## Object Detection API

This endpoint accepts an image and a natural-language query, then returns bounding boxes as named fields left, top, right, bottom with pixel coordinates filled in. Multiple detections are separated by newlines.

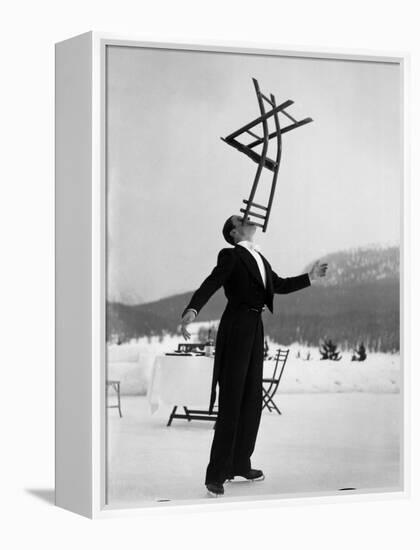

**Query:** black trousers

left=205, top=307, right=264, bottom=484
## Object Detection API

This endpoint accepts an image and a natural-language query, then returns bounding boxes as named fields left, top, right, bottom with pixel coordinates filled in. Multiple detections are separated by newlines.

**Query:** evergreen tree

left=319, top=339, right=342, bottom=361
left=351, top=342, right=367, bottom=362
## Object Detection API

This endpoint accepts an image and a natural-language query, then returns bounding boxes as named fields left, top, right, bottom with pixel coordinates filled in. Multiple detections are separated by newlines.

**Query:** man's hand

left=308, top=260, right=328, bottom=281
left=181, top=310, right=196, bottom=340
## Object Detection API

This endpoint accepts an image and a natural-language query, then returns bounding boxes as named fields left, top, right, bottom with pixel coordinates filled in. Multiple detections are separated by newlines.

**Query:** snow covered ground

left=107, top=393, right=402, bottom=507
left=108, top=328, right=401, bottom=395
left=273, top=350, right=400, bottom=394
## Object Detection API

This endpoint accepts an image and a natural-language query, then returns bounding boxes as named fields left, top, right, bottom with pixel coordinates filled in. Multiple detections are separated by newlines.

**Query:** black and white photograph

left=5, top=0, right=420, bottom=544
left=105, top=44, right=402, bottom=507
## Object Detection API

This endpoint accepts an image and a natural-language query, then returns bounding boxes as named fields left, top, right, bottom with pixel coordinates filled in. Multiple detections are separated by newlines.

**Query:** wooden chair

left=262, top=348, right=290, bottom=414
left=221, top=78, right=312, bottom=232
left=106, top=380, right=122, bottom=417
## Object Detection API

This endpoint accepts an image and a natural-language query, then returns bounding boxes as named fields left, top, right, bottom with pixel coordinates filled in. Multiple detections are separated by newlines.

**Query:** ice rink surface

left=107, top=392, right=401, bottom=506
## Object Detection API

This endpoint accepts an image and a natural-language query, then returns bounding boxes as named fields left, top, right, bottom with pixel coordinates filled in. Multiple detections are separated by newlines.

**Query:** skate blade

left=227, top=474, right=265, bottom=482
left=207, top=490, right=223, bottom=497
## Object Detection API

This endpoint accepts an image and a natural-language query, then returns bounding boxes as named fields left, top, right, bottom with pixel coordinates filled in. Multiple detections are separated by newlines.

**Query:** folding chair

left=106, top=380, right=122, bottom=417
left=221, top=78, right=313, bottom=232
left=262, top=348, right=290, bottom=414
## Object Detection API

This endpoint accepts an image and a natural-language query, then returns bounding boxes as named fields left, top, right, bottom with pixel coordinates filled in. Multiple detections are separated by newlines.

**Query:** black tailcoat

left=182, top=244, right=311, bottom=415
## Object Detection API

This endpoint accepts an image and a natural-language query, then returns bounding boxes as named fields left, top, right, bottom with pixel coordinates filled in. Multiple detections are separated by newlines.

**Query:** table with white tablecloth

left=147, top=355, right=216, bottom=421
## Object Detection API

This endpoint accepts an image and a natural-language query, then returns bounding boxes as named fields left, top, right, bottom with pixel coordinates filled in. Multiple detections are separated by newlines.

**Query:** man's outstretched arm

left=271, top=270, right=311, bottom=294
left=271, top=260, right=328, bottom=294
left=180, top=248, right=236, bottom=339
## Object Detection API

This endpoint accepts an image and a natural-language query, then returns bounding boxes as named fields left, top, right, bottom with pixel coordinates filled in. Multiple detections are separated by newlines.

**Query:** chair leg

left=262, top=398, right=271, bottom=411
left=183, top=406, right=191, bottom=421
left=266, top=396, right=282, bottom=415
left=261, top=394, right=267, bottom=410
left=262, top=389, right=282, bottom=414
left=262, top=388, right=273, bottom=411
left=167, top=406, right=178, bottom=426
left=116, top=382, right=122, bottom=417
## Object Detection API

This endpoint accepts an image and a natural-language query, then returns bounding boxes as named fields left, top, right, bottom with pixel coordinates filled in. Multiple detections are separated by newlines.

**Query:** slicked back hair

left=222, top=216, right=236, bottom=246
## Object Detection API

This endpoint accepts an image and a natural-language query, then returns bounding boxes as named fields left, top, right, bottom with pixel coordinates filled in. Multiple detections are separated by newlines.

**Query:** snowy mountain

left=303, top=245, right=399, bottom=287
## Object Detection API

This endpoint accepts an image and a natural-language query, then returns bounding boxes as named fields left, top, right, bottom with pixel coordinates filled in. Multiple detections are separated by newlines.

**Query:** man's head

left=222, top=214, right=257, bottom=245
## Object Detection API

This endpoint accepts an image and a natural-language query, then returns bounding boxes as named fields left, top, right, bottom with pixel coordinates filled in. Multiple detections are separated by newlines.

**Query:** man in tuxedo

left=181, top=214, right=328, bottom=497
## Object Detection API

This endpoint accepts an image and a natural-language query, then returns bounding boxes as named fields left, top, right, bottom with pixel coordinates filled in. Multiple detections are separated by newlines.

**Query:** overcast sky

left=106, top=46, right=401, bottom=304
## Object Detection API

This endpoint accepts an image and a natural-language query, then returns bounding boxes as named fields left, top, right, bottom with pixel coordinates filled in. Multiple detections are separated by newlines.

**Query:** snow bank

left=107, top=331, right=400, bottom=395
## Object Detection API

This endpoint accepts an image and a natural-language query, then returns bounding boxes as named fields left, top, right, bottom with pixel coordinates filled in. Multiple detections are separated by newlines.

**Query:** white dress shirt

left=237, top=240, right=266, bottom=288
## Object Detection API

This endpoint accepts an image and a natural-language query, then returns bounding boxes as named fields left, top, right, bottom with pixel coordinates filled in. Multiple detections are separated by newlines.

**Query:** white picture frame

left=55, top=31, right=410, bottom=519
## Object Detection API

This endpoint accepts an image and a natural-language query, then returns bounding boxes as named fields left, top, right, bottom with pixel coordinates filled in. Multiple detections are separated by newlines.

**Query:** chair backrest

left=272, top=348, right=289, bottom=382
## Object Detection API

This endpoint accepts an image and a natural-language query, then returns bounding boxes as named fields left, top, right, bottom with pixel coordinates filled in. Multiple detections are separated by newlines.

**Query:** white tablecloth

left=147, top=355, right=215, bottom=413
